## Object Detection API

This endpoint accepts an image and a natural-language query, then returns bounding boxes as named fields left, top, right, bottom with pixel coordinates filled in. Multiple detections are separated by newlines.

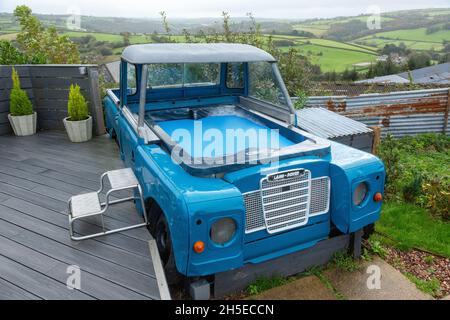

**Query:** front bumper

left=186, top=216, right=329, bottom=277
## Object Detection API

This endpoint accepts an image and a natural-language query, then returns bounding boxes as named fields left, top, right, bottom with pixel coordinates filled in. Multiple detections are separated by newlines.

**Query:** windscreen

left=248, top=61, right=289, bottom=108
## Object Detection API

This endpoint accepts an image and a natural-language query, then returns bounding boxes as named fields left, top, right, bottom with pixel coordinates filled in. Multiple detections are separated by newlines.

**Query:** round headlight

left=210, top=218, right=236, bottom=245
left=353, top=182, right=368, bottom=206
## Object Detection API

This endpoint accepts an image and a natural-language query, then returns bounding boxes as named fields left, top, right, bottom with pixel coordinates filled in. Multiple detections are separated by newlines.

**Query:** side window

left=127, top=63, right=137, bottom=95
left=148, top=63, right=183, bottom=88
left=147, top=63, right=220, bottom=88
left=226, top=63, right=244, bottom=88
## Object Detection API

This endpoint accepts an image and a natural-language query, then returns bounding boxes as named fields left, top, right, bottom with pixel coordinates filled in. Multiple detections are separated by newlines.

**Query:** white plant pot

left=63, top=116, right=93, bottom=143
left=8, top=112, right=37, bottom=136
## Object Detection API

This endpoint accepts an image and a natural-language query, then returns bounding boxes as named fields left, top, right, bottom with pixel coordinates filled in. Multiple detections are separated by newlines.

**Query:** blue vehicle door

left=118, top=115, right=139, bottom=169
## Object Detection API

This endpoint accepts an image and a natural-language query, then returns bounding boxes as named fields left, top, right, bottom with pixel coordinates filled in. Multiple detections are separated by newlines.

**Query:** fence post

left=370, top=126, right=381, bottom=155
left=87, top=67, right=106, bottom=135
left=443, top=88, right=450, bottom=135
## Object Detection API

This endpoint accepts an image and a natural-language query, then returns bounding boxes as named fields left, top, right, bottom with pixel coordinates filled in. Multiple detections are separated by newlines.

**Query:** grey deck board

left=0, top=204, right=155, bottom=277
left=0, top=181, right=146, bottom=239
left=0, top=235, right=148, bottom=300
left=1, top=197, right=150, bottom=257
left=0, top=255, right=93, bottom=300
left=0, top=278, right=41, bottom=300
left=0, top=131, right=160, bottom=300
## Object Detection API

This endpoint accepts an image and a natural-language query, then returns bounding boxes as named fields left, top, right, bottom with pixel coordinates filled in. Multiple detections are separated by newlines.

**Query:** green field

left=62, top=31, right=149, bottom=44
left=269, top=34, right=377, bottom=72
left=292, top=24, right=328, bottom=37
left=293, top=15, right=394, bottom=37
left=0, top=28, right=378, bottom=72
left=0, top=32, right=17, bottom=41
left=280, top=44, right=376, bottom=72
left=3, top=7, right=449, bottom=72
left=63, top=31, right=123, bottom=42
left=356, top=28, right=450, bottom=51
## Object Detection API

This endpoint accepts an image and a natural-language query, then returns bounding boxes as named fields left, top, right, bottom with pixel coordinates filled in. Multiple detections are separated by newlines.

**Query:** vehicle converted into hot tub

left=104, top=43, right=385, bottom=297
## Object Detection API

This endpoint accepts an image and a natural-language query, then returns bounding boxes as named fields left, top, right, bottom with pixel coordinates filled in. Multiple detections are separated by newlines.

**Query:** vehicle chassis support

left=188, top=230, right=363, bottom=299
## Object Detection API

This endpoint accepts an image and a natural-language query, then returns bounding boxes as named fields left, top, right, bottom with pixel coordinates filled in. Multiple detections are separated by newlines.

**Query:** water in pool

left=158, top=115, right=295, bottom=158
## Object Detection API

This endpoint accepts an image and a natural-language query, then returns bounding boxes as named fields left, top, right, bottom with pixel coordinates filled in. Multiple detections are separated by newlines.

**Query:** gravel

left=384, top=247, right=450, bottom=299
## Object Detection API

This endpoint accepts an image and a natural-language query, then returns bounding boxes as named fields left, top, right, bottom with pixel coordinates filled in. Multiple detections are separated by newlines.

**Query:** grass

left=313, top=270, right=346, bottom=300
left=405, top=273, right=441, bottom=296
left=330, top=251, right=361, bottom=272
left=367, top=238, right=388, bottom=258
left=376, top=202, right=450, bottom=258
left=376, top=134, right=450, bottom=257
left=246, top=275, right=292, bottom=295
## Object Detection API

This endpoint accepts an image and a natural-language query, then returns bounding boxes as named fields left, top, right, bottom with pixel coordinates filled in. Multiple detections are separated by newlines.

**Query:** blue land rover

left=104, top=43, right=385, bottom=287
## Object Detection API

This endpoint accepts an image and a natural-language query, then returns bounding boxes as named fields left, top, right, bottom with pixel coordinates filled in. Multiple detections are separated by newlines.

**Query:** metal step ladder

left=68, top=168, right=148, bottom=241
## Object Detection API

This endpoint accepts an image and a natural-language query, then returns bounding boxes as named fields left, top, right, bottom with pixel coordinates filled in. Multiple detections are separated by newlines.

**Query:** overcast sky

left=1, top=0, right=449, bottom=19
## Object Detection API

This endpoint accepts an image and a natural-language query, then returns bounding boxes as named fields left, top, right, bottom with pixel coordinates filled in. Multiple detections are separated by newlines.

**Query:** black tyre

left=154, top=212, right=183, bottom=286
left=362, top=223, right=375, bottom=240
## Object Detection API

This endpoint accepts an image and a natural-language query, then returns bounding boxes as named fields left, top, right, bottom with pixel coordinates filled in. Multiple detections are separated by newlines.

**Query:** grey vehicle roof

left=121, top=43, right=276, bottom=64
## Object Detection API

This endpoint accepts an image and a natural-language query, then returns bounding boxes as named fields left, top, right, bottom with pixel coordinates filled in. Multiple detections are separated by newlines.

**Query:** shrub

left=9, top=67, right=33, bottom=116
left=293, top=88, right=309, bottom=109
left=377, top=134, right=401, bottom=199
left=67, top=84, right=89, bottom=121
left=422, top=176, right=450, bottom=220
left=402, top=172, right=423, bottom=203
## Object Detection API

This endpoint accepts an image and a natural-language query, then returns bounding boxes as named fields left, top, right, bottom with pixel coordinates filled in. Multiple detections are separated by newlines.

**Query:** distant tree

left=13, top=5, right=80, bottom=64
left=443, top=43, right=450, bottom=53
left=159, top=11, right=172, bottom=40
left=326, top=19, right=367, bottom=41
left=0, top=40, right=26, bottom=64
left=439, top=53, right=450, bottom=63
left=381, top=43, right=410, bottom=56
left=322, top=71, right=338, bottom=82
left=341, top=68, right=358, bottom=81
left=365, top=57, right=401, bottom=78
left=273, top=39, right=295, bottom=47
left=290, top=29, right=314, bottom=37
left=407, top=52, right=431, bottom=70
left=120, top=32, right=131, bottom=46
left=99, top=46, right=113, bottom=56
left=426, top=25, right=441, bottom=34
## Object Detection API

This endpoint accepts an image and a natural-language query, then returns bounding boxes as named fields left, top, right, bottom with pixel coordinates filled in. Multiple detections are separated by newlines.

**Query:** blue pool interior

left=157, top=114, right=295, bottom=158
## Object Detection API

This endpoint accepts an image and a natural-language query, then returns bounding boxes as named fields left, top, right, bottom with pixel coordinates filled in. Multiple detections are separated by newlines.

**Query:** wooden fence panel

left=0, top=65, right=105, bottom=136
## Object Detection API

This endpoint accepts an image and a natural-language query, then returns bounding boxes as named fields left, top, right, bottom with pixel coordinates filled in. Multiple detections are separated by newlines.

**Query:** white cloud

left=1, top=0, right=449, bottom=19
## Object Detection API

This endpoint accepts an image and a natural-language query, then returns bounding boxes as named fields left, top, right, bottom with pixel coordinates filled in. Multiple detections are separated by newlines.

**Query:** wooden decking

left=0, top=131, right=160, bottom=300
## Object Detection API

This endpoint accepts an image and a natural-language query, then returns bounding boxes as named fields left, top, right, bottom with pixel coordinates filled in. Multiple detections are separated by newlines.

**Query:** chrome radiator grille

left=243, top=175, right=330, bottom=234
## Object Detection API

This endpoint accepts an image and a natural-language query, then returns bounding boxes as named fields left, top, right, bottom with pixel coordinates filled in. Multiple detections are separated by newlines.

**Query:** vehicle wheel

left=155, top=213, right=183, bottom=286
left=362, top=223, right=375, bottom=240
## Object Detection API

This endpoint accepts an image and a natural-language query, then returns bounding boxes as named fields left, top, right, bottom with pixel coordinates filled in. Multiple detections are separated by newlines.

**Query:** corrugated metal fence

left=0, top=65, right=105, bottom=136
left=303, top=88, right=450, bottom=137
